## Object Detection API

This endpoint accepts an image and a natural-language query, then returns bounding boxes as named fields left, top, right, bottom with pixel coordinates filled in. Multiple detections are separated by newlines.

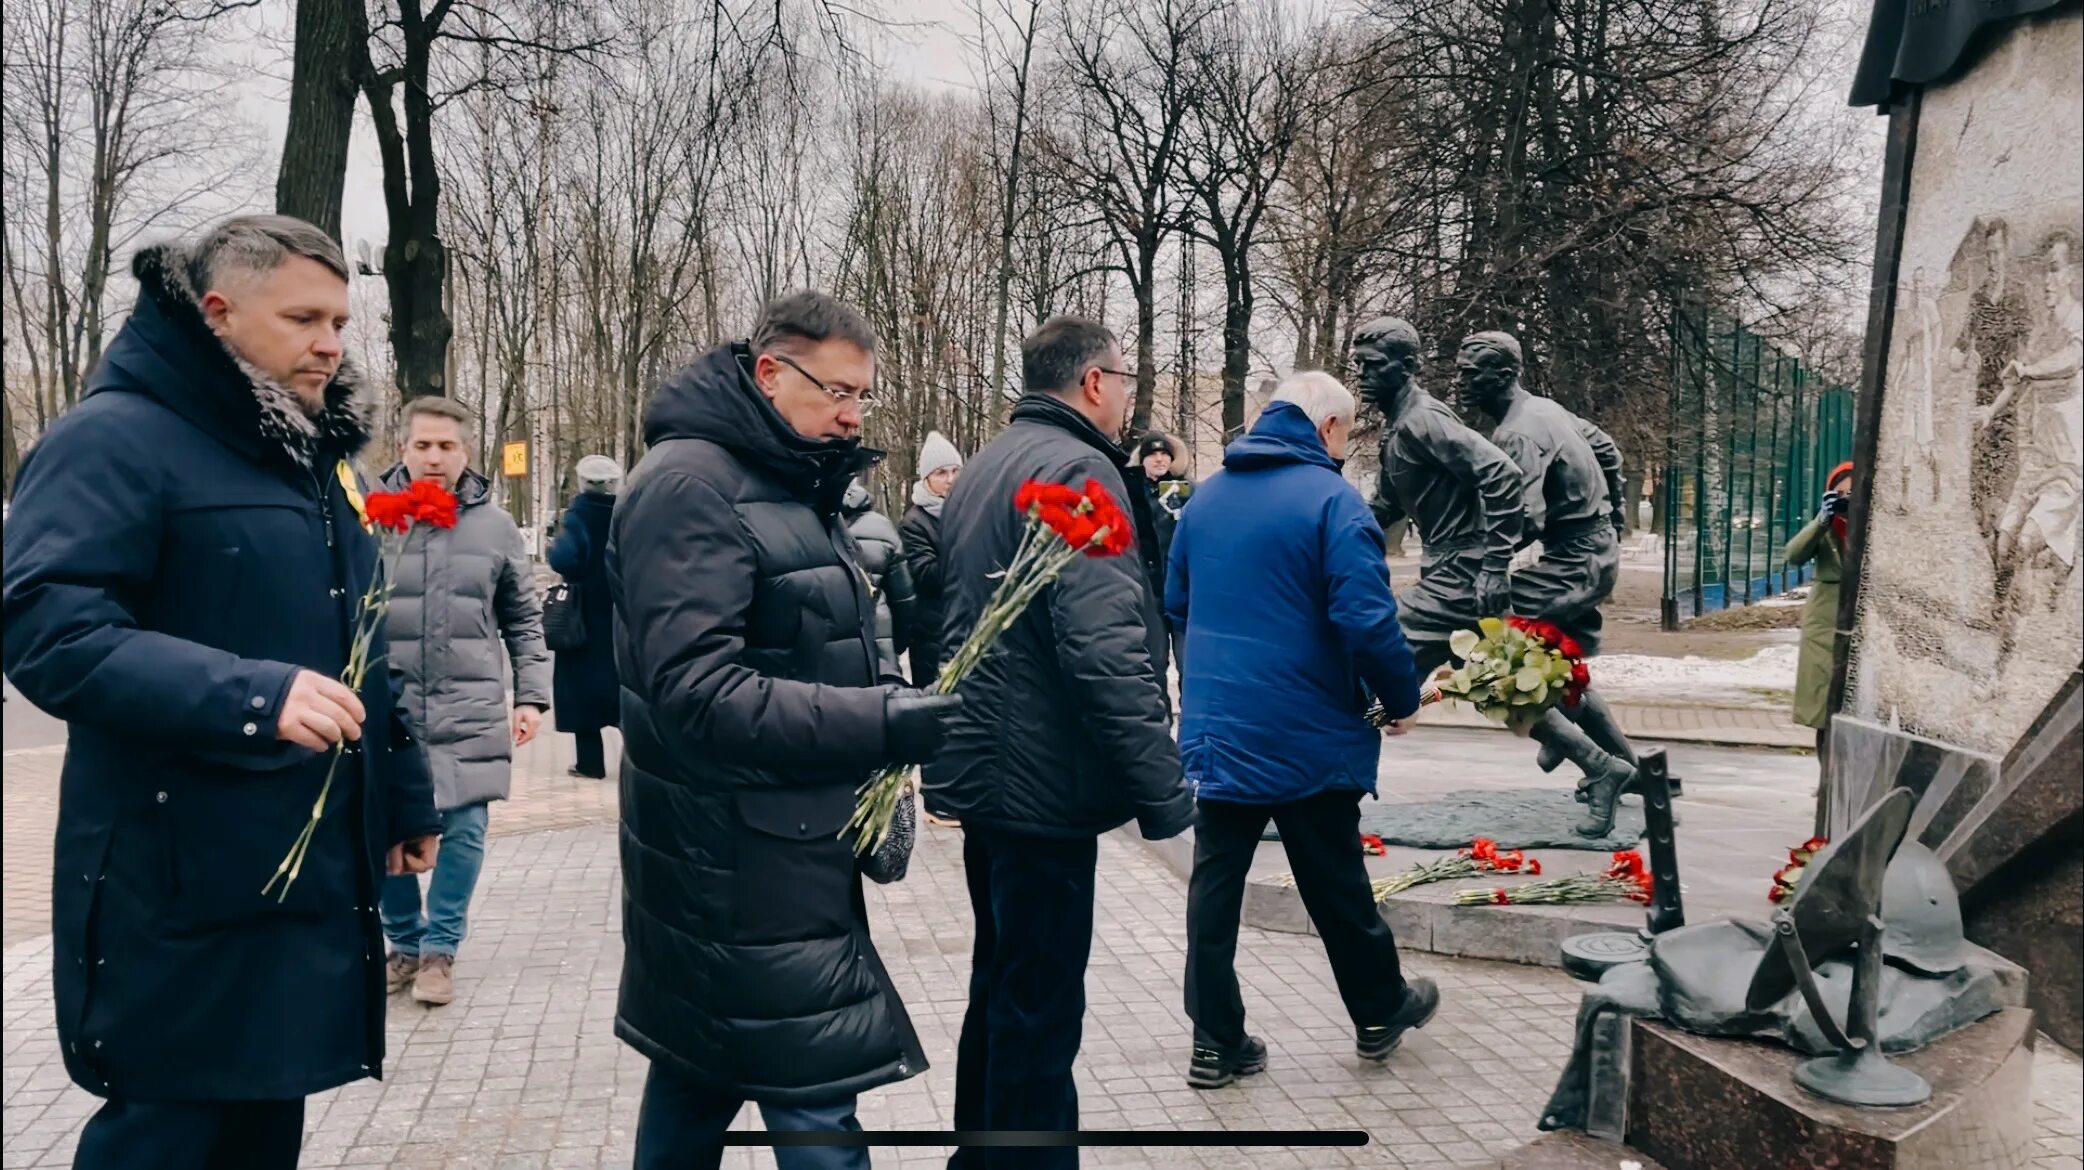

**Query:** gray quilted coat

left=379, top=466, right=552, bottom=810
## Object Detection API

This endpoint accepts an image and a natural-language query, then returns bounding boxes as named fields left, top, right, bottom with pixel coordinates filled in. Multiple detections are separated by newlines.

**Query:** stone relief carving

left=1847, top=9, right=2083, bottom=755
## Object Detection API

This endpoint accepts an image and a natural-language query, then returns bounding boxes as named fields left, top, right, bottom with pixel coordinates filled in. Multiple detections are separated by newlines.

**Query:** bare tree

left=968, top=0, right=1045, bottom=415
left=1175, top=0, right=1308, bottom=438
left=1051, top=0, right=1215, bottom=434
left=1, top=0, right=256, bottom=417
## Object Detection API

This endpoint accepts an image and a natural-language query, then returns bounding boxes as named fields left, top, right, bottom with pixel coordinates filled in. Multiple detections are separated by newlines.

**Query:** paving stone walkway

left=4, top=730, right=2078, bottom=1168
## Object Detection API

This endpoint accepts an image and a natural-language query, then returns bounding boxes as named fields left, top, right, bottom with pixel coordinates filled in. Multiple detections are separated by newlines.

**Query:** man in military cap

left=1454, top=330, right=1645, bottom=834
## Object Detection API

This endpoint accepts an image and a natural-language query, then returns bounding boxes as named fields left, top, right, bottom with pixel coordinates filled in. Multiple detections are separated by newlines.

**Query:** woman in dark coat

left=548, top=455, right=622, bottom=778
left=898, top=430, right=963, bottom=689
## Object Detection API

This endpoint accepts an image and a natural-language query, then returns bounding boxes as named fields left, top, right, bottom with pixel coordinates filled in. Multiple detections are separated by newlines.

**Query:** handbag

left=859, top=783, right=916, bottom=885
left=543, top=580, right=588, bottom=652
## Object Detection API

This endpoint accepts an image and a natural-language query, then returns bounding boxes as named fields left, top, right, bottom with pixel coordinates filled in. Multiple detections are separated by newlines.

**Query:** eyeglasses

left=1096, top=366, right=1138, bottom=383
left=773, top=353, right=879, bottom=417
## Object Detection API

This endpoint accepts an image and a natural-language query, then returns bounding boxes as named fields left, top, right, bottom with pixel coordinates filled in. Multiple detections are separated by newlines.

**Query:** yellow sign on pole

left=502, top=441, right=528, bottom=477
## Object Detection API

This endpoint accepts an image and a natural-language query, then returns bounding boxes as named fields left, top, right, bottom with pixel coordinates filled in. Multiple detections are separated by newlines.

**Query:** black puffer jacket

left=897, top=502, right=946, bottom=685
left=923, top=394, right=1193, bottom=838
left=606, top=342, right=927, bottom=1105
left=842, top=478, right=918, bottom=679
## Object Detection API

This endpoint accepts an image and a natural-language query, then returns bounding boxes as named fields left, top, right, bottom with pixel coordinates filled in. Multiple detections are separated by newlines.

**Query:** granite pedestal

left=1623, top=1008, right=2038, bottom=1170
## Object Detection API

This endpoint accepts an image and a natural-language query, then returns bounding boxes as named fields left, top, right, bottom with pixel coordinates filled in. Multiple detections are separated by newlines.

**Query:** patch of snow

left=1589, top=645, right=1800, bottom=705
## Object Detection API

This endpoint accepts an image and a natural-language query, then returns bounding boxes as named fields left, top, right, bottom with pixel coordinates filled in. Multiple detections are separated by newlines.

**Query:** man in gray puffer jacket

left=842, top=474, right=919, bottom=679
left=378, top=397, right=551, bottom=1007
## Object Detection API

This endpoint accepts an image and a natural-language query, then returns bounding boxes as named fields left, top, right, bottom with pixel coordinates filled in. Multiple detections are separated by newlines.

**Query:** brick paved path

left=5, top=733, right=2079, bottom=1168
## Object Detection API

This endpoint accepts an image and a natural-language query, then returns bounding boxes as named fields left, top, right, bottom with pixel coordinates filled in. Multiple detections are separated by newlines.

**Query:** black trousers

left=949, top=827, right=1098, bottom=1170
left=572, top=727, right=606, bottom=777
left=73, top=1097, right=304, bottom=1170
left=1185, top=790, right=1408, bottom=1050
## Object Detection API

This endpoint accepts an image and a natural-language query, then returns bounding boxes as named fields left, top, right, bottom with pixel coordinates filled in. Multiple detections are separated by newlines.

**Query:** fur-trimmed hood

left=87, top=241, right=374, bottom=472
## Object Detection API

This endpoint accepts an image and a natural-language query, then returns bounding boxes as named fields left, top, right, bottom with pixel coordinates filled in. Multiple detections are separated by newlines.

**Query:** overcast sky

left=229, top=0, right=989, bottom=256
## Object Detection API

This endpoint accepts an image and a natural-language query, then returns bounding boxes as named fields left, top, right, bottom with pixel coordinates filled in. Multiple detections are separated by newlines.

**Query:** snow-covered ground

left=1591, top=644, right=1801, bottom=707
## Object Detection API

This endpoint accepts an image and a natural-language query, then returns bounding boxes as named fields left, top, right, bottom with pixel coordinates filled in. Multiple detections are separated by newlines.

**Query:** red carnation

left=1525, top=858, right=1542, bottom=875
left=405, top=479, right=460, bottom=528
left=1016, top=480, right=1084, bottom=517
left=365, top=491, right=414, bottom=533
left=1570, top=661, right=1591, bottom=685
left=365, top=481, right=459, bottom=534
left=1558, top=635, right=1583, bottom=659
left=1490, top=888, right=1511, bottom=905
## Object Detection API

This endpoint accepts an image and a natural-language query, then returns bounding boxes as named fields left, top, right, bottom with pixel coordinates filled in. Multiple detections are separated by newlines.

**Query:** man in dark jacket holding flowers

left=928, top=316, right=1195, bottom=1165
left=1167, top=371, right=1439, bottom=1091
left=607, top=291, right=962, bottom=1168
left=2, top=214, right=440, bottom=1168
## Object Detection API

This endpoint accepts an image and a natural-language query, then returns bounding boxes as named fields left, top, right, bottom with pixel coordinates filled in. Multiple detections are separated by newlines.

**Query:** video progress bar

left=727, top=1130, right=1371, bottom=1148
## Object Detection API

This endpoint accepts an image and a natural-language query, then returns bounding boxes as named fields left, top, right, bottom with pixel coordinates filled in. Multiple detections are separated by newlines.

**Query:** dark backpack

left=543, top=580, right=587, bottom=651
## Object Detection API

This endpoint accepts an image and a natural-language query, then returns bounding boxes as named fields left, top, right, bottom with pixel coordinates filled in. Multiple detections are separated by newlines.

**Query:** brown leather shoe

left=386, top=953, right=420, bottom=994
left=412, top=955, right=455, bottom=1006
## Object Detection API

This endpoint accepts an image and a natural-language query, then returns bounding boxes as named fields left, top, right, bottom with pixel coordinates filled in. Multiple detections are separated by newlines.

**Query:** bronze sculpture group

left=1353, top=317, right=1646, bottom=837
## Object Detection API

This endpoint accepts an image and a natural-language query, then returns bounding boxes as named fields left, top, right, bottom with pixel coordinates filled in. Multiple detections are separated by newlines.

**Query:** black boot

left=1532, top=711, right=1634, bottom=838
left=1187, top=1035, right=1268, bottom=1089
left=1357, top=977, right=1440, bottom=1062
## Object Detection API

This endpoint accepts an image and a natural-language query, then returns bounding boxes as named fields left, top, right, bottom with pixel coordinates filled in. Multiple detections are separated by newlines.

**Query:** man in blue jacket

left=1167, top=371, right=1439, bottom=1090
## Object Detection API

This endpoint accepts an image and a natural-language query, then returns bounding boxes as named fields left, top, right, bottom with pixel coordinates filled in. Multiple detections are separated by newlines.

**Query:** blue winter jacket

left=1166, top=401, right=1423, bottom=804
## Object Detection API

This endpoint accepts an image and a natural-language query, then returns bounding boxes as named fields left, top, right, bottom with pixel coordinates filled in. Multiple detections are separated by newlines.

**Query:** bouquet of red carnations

left=1453, top=848, right=1652, bottom=906
left=1769, top=836, right=1829, bottom=904
left=845, top=478, right=1136, bottom=855
left=263, top=476, right=458, bottom=901
left=1432, top=615, right=1591, bottom=733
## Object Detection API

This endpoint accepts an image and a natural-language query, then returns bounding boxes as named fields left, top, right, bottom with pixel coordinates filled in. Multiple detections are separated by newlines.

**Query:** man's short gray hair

left=188, top=214, right=349, bottom=295
left=1269, top=371, right=1356, bottom=428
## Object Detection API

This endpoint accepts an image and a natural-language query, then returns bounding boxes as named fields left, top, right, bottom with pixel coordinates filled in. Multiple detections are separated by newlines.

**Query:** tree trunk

left=1220, top=269, right=1250, bottom=441
left=274, top=0, right=362, bottom=240
left=361, top=5, right=454, bottom=401
left=1131, top=233, right=1161, bottom=436
left=1, top=384, right=20, bottom=495
left=989, top=0, right=1041, bottom=424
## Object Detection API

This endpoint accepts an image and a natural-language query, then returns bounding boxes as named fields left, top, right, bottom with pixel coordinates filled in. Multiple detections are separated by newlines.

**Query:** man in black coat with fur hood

left=607, top=291, right=962, bottom=1168
left=2, top=215, right=441, bottom=1168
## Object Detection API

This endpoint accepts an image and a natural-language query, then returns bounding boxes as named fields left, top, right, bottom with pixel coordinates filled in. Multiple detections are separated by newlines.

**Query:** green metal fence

left=1660, top=306, right=1856, bottom=629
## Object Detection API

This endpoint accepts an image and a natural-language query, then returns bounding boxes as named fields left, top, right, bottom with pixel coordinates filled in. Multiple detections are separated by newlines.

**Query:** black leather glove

left=884, top=687, right=964, bottom=766
left=1137, top=789, right=1196, bottom=841
left=1476, top=570, right=1511, bottom=617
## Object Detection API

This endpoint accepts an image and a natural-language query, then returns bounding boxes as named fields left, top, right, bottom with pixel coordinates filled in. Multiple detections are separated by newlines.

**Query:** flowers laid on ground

left=1270, top=836, right=1545, bottom=902
left=1769, top=836, right=1830, bottom=904
left=1431, top=615, right=1590, bottom=732
left=846, top=478, right=1134, bottom=855
left=265, top=473, right=459, bottom=901
left=1453, top=848, right=1653, bottom=906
